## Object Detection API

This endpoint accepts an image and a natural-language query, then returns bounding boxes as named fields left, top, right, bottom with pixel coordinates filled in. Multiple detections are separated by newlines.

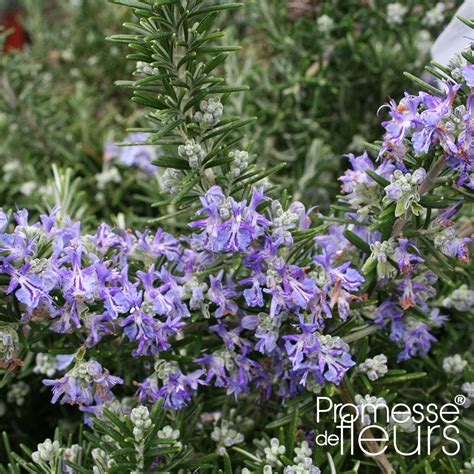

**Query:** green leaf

left=203, top=117, right=257, bottom=140
left=183, top=90, right=209, bottom=112
left=419, top=195, right=450, bottom=208
left=381, top=372, right=427, bottom=384
left=232, top=163, right=287, bottom=192
left=154, top=0, right=180, bottom=6
left=106, top=34, right=143, bottom=44
left=204, top=156, right=234, bottom=168
left=171, top=175, right=200, bottom=205
left=189, top=3, right=243, bottom=17
left=152, top=156, right=191, bottom=169
left=366, top=169, right=389, bottom=187
left=404, top=72, right=443, bottom=97
left=457, top=15, right=474, bottom=29
left=207, top=85, right=249, bottom=94
left=179, top=453, right=218, bottom=469
left=223, top=453, right=233, bottom=474
left=149, top=119, right=184, bottom=141
left=343, top=229, right=371, bottom=254
left=63, top=461, right=90, bottom=474
left=131, top=94, right=168, bottom=109
left=202, top=53, right=229, bottom=75
left=109, top=0, right=152, bottom=10
left=196, top=12, right=219, bottom=34
left=287, top=408, right=299, bottom=455
left=231, top=447, right=261, bottom=463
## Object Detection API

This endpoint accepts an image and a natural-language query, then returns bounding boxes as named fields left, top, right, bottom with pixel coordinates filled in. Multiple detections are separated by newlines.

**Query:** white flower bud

left=293, top=440, right=312, bottom=464
left=358, top=354, right=388, bottom=381
left=178, top=140, right=205, bottom=168
left=442, top=285, right=474, bottom=312
left=442, top=354, right=467, bottom=374
left=33, top=353, right=57, bottom=378
left=194, top=97, right=223, bottom=126
left=422, top=2, right=445, bottom=26
left=316, top=14, right=334, bottom=33
left=32, top=439, right=61, bottom=464
left=264, top=438, right=286, bottom=465
left=386, top=3, right=408, bottom=25
left=7, top=381, right=30, bottom=407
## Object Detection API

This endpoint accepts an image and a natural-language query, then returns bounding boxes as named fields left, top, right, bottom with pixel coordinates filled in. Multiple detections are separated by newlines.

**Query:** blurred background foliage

left=0, top=0, right=463, bottom=219
left=224, top=0, right=462, bottom=206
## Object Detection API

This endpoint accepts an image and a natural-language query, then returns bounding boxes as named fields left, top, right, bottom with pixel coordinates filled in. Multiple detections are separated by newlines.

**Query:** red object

left=2, top=9, right=26, bottom=52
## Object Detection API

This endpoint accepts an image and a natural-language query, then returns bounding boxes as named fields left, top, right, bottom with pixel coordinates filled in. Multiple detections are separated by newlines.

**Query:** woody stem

left=339, top=381, right=394, bottom=474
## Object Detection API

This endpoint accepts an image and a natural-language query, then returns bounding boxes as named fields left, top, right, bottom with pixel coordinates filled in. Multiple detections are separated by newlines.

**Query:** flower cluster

left=380, top=68, right=473, bottom=187
left=31, top=438, right=81, bottom=473
left=2, top=67, right=472, bottom=419
left=43, top=358, right=122, bottom=406
left=0, top=174, right=363, bottom=411
left=357, top=354, right=388, bottom=381
left=334, top=68, right=473, bottom=362
left=194, top=97, right=224, bottom=126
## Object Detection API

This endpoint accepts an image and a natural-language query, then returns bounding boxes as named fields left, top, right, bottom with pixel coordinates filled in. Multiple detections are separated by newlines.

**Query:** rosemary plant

left=0, top=2, right=472, bottom=473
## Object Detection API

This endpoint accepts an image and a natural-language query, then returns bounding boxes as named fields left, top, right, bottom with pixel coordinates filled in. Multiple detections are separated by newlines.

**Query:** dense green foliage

left=0, top=2, right=472, bottom=474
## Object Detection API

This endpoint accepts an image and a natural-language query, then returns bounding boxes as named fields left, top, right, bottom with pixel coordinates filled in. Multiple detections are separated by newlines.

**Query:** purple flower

left=117, top=132, right=162, bottom=174
left=92, top=223, right=134, bottom=260
left=339, top=153, right=395, bottom=211
left=0, top=209, right=8, bottom=233
left=137, top=361, right=204, bottom=409
left=136, top=228, right=181, bottom=261
left=6, top=263, right=56, bottom=315
left=379, top=84, right=462, bottom=165
left=119, top=267, right=187, bottom=356
left=43, top=359, right=122, bottom=406
left=84, top=312, right=116, bottom=347
left=208, top=271, right=239, bottom=318
left=0, top=231, right=36, bottom=265
left=284, top=325, right=355, bottom=386
left=209, top=322, right=251, bottom=353
left=313, top=255, right=364, bottom=320
left=448, top=92, right=473, bottom=187
left=194, top=353, right=229, bottom=388
left=437, top=201, right=463, bottom=227
left=215, top=199, right=255, bottom=252
left=397, top=319, right=436, bottom=362
left=253, top=312, right=285, bottom=355
left=429, top=308, right=448, bottom=328
left=190, top=186, right=269, bottom=253
left=374, top=300, right=436, bottom=362
left=263, top=259, right=318, bottom=318
left=462, top=64, right=474, bottom=87
left=412, top=85, right=459, bottom=156
left=374, top=299, right=404, bottom=328
left=314, top=224, right=350, bottom=259
left=434, top=227, right=472, bottom=263
left=243, top=278, right=264, bottom=307
left=394, top=238, right=423, bottom=272
left=339, top=152, right=375, bottom=195
left=380, top=93, right=423, bottom=146
left=196, top=349, right=258, bottom=398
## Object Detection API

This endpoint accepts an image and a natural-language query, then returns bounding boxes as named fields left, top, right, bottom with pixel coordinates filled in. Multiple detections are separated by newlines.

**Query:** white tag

left=431, top=0, right=474, bottom=65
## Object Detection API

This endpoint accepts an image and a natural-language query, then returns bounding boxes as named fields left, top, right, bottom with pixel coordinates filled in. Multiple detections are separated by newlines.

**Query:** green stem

left=391, top=156, right=446, bottom=238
